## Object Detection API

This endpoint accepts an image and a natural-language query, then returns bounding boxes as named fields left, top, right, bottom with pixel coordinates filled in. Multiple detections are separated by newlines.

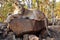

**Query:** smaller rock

left=29, top=35, right=39, bottom=40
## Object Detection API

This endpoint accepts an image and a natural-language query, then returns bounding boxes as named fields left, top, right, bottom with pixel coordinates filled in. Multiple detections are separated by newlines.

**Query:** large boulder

left=6, top=8, right=48, bottom=36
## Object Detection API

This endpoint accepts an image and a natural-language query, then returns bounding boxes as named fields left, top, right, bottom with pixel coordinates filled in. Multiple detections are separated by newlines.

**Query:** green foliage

left=2, top=3, right=10, bottom=17
left=0, top=1, right=14, bottom=22
left=0, top=18, right=3, bottom=22
left=0, top=0, right=60, bottom=22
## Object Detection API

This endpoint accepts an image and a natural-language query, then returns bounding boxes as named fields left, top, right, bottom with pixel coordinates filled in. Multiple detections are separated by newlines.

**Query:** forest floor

left=48, top=25, right=60, bottom=32
left=0, top=22, right=60, bottom=40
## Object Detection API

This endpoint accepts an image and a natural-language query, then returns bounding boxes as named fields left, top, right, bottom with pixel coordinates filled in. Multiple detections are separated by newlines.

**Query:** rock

left=23, top=34, right=29, bottom=40
left=29, top=35, right=39, bottom=40
left=4, top=32, right=16, bottom=40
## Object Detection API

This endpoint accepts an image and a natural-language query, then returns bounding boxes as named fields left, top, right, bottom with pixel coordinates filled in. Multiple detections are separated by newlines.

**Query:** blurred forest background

left=0, top=0, right=60, bottom=23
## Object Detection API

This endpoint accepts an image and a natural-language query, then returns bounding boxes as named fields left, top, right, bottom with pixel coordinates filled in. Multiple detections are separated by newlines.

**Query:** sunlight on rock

left=29, top=35, right=39, bottom=40
left=13, top=3, right=20, bottom=14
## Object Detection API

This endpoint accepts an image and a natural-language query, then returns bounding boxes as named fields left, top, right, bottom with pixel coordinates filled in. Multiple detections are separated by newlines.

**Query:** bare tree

left=51, top=0, right=56, bottom=26
left=36, top=0, right=40, bottom=10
